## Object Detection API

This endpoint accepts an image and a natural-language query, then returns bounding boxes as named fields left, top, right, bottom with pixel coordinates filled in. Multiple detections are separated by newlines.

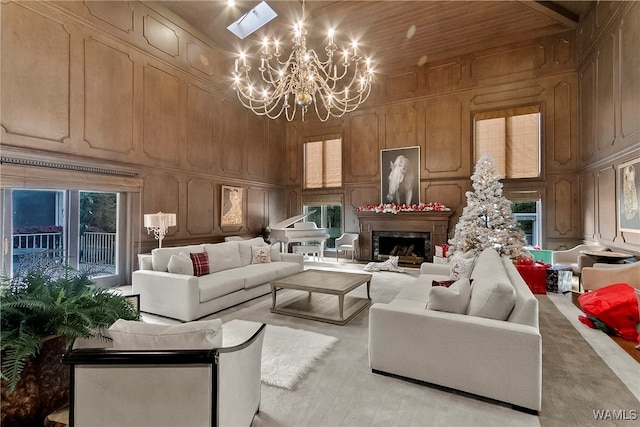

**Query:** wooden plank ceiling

left=156, top=0, right=587, bottom=73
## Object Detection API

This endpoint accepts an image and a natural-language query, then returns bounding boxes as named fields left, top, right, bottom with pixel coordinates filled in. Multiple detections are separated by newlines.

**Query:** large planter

left=1, top=336, right=69, bottom=427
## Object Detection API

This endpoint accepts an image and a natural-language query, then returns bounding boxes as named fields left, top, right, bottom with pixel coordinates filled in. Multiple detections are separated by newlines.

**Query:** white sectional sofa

left=132, top=237, right=303, bottom=321
left=369, top=248, right=542, bottom=412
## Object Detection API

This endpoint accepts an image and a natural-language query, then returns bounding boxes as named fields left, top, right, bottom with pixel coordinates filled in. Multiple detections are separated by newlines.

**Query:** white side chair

left=336, top=233, right=359, bottom=262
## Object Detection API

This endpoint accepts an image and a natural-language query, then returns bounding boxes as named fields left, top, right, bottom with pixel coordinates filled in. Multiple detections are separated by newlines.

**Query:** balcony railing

left=13, top=231, right=116, bottom=266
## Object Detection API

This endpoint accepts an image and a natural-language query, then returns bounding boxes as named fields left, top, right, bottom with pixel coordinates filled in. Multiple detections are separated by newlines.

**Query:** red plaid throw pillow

left=189, top=252, right=210, bottom=277
left=432, top=280, right=456, bottom=288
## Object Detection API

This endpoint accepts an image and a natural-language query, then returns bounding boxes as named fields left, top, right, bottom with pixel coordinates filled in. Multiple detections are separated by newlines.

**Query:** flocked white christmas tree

left=449, top=153, right=527, bottom=260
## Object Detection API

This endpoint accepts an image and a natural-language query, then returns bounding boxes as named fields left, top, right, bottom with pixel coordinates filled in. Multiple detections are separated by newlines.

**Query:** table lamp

left=144, top=212, right=176, bottom=248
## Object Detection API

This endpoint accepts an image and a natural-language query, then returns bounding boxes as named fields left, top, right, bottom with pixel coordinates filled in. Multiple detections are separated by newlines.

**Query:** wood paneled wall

left=0, top=1, right=288, bottom=258
left=577, top=1, right=640, bottom=254
left=286, top=29, right=582, bottom=250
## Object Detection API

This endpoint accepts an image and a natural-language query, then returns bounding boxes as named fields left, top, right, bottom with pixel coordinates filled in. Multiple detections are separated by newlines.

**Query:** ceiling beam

left=520, top=1, right=579, bottom=28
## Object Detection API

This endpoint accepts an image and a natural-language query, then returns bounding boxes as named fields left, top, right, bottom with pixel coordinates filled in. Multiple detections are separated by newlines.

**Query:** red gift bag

left=578, top=283, right=640, bottom=342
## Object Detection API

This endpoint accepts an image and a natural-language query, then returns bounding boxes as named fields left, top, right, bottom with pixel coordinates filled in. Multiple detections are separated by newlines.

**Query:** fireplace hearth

left=373, top=231, right=430, bottom=264
left=355, top=211, right=453, bottom=262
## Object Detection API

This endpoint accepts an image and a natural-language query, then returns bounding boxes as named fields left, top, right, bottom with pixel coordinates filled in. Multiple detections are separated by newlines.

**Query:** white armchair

left=64, top=321, right=266, bottom=427
left=551, top=244, right=608, bottom=274
left=581, top=262, right=640, bottom=291
left=335, top=233, right=359, bottom=262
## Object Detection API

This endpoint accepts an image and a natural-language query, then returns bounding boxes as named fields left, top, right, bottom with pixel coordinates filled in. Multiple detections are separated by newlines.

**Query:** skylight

left=227, top=1, right=277, bottom=40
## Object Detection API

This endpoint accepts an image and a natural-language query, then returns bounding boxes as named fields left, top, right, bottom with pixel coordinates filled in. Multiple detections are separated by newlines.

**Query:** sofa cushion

left=238, top=237, right=268, bottom=266
left=189, top=252, right=210, bottom=277
left=468, top=248, right=516, bottom=320
left=151, top=245, right=205, bottom=272
left=251, top=245, right=271, bottom=264
left=109, top=319, right=222, bottom=350
left=167, top=252, right=194, bottom=275
left=270, top=243, right=282, bottom=261
left=427, top=278, right=471, bottom=314
left=449, top=251, right=476, bottom=280
left=203, top=241, right=241, bottom=273
left=198, top=273, right=245, bottom=302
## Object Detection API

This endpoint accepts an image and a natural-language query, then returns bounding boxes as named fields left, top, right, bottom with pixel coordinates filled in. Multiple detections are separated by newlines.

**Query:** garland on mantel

left=356, top=202, right=450, bottom=214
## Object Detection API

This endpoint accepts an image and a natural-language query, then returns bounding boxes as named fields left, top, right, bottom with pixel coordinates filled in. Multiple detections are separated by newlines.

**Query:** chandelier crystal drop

left=232, top=3, right=374, bottom=122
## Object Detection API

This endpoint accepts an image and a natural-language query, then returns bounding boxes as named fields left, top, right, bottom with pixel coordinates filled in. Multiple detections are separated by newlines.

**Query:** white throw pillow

left=270, top=243, right=282, bottom=262
left=467, top=248, right=516, bottom=320
left=449, top=251, right=476, bottom=280
left=109, top=319, right=223, bottom=350
left=427, top=278, right=471, bottom=314
left=239, top=237, right=268, bottom=266
left=251, top=245, right=271, bottom=264
left=167, top=252, right=194, bottom=275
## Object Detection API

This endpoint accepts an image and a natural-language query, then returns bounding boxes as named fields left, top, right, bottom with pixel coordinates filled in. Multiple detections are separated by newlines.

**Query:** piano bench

left=293, top=244, right=321, bottom=261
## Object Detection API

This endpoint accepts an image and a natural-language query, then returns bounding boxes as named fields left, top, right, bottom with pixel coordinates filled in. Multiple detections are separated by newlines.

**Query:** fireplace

left=356, top=211, right=453, bottom=262
left=373, top=231, right=430, bottom=264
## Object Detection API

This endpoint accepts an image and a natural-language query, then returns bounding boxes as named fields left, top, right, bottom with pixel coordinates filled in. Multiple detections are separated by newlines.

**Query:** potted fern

left=0, top=259, right=139, bottom=426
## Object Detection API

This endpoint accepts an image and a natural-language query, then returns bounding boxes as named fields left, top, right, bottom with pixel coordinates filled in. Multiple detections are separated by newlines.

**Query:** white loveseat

left=369, top=248, right=542, bottom=412
left=132, top=237, right=303, bottom=321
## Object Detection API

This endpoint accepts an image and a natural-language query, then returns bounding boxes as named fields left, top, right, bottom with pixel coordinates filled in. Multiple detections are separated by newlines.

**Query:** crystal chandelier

left=232, top=1, right=374, bottom=122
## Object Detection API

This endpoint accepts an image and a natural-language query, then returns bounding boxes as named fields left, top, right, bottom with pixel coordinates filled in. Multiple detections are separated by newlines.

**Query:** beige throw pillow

left=251, top=245, right=271, bottom=264
left=467, top=248, right=516, bottom=320
left=427, top=278, right=471, bottom=314
left=449, top=251, right=476, bottom=280
left=167, top=252, right=194, bottom=275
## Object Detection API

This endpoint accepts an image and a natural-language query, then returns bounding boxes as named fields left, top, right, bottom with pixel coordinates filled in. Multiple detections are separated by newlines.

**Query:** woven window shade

left=474, top=106, right=540, bottom=179
left=304, top=141, right=323, bottom=189
left=324, top=138, right=342, bottom=188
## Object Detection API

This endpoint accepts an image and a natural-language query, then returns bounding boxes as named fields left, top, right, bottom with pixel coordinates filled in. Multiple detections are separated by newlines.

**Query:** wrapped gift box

left=433, top=255, right=449, bottom=265
left=528, top=249, right=553, bottom=265
left=435, top=244, right=449, bottom=257
left=546, top=265, right=573, bottom=293
left=516, top=263, right=548, bottom=294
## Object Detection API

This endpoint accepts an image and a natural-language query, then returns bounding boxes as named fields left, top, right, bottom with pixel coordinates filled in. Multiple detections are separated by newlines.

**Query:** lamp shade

left=144, top=212, right=176, bottom=228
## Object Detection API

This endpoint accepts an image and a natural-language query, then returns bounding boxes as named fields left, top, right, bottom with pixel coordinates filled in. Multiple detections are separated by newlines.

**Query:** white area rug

left=223, top=319, right=338, bottom=390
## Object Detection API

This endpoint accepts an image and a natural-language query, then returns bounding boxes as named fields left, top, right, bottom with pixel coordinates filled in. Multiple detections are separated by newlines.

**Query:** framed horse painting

left=380, top=146, right=420, bottom=206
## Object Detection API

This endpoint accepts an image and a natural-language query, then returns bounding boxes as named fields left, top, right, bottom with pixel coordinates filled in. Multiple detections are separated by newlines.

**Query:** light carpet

left=223, top=319, right=339, bottom=390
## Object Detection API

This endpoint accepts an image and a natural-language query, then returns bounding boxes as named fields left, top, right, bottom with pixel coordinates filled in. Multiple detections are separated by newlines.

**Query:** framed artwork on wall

left=221, top=185, right=244, bottom=227
left=618, top=157, right=640, bottom=233
left=380, top=146, right=420, bottom=205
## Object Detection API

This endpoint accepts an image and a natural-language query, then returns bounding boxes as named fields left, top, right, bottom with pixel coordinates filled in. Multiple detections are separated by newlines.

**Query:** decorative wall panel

left=186, top=84, right=214, bottom=169
left=84, top=38, right=134, bottom=153
left=142, top=65, right=180, bottom=161
left=247, top=187, right=267, bottom=231
left=216, top=101, right=245, bottom=176
left=596, top=34, right=615, bottom=149
left=471, top=84, right=544, bottom=105
left=423, top=100, right=462, bottom=174
left=247, top=116, right=267, bottom=179
left=581, top=172, right=597, bottom=239
left=143, top=15, right=179, bottom=57
left=552, top=178, right=573, bottom=236
left=348, top=113, right=379, bottom=181
left=597, top=166, right=616, bottom=241
left=620, top=3, right=640, bottom=140
left=143, top=174, right=180, bottom=237
left=1, top=3, right=69, bottom=142
left=386, top=71, right=418, bottom=97
left=85, top=1, right=134, bottom=33
left=471, top=44, right=544, bottom=80
left=186, top=179, right=214, bottom=235
left=579, top=61, right=595, bottom=162
left=425, top=62, right=463, bottom=93
left=552, top=38, right=572, bottom=66
left=551, top=82, right=572, bottom=166
left=187, top=41, right=217, bottom=76
left=384, top=106, right=417, bottom=149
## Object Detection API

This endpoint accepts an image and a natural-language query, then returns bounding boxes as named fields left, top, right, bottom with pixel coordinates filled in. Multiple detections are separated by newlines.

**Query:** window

left=507, top=192, right=542, bottom=247
left=304, top=137, right=342, bottom=189
left=474, top=105, right=540, bottom=178
left=303, top=204, right=342, bottom=249
left=4, top=189, right=121, bottom=285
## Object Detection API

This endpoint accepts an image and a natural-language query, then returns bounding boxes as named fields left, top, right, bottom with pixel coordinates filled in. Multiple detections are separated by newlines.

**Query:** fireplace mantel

left=356, top=211, right=453, bottom=261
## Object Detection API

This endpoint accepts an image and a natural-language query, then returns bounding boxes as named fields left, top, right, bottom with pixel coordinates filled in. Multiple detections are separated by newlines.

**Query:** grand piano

left=270, top=213, right=329, bottom=255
